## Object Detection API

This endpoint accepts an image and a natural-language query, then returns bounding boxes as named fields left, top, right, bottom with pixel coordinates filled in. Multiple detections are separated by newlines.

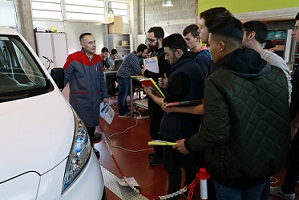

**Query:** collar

left=195, top=46, right=207, bottom=52
left=81, top=48, right=93, bottom=61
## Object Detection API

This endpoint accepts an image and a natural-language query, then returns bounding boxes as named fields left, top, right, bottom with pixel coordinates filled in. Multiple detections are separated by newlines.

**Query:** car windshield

left=0, top=34, right=53, bottom=102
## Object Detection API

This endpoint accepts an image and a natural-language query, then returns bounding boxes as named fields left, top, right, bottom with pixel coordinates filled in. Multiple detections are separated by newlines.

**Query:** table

left=104, top=70, right=117, bottom=81
left=130, top=76, right=148, bottom=111
left=104, top=70, right=118, bottom=97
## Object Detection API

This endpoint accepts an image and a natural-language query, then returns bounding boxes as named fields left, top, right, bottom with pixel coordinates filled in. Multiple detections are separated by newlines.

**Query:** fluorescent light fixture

left=162, top=0, right=173, bottom=7
left=107, top=2, right=114, bottom=17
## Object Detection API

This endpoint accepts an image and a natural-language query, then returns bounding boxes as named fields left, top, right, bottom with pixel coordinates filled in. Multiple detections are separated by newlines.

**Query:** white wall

left=33, top=21, right=104, bottom=56
left=64, top=22, right=104, bottom=55
left=133, top=0, right=198, bottom=48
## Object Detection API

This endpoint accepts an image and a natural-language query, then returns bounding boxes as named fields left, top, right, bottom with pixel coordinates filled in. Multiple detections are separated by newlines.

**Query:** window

left=0, top=35, right=49, bottom=96
left=31, top=0, right=62, bottom=20
left=110, top=1, right=129, bottom=24
left=64, top=0, right=105, bottom=22
left=31, top=0, right=105, bottom=22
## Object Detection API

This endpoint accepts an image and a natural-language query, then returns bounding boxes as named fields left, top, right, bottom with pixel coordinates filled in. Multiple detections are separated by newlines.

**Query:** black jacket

left=159, top=52, right=204, bottom=140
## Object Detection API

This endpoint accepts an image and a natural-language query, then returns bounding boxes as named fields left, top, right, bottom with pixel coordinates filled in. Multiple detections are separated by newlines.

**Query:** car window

left=0, top=35, right=53, bottom=102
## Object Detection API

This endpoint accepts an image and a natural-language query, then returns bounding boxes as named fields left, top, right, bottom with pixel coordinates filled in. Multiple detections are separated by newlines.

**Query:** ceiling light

left=107, top=2, right=114, bottom=17
left=162, top=0, right=173, bottom=7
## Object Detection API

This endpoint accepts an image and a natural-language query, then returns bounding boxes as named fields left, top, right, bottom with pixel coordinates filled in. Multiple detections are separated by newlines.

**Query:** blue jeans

left=214, top=180, right=270, bottom=200
left=116, top=76, right=130, bottom=115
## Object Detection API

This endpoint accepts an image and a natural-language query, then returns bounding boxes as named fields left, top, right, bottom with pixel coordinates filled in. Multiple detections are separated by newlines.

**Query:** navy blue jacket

left=64, top=50, right=108, bottom=127
left=159, top=52, right=204, bottom=140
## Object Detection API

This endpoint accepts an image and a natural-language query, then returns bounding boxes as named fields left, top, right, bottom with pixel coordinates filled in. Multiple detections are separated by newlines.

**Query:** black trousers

left=282, top=129, right=299, bottom=194
left=86, top=127, right=96, bottom=147
left=163, top=136, right=197, bottom=200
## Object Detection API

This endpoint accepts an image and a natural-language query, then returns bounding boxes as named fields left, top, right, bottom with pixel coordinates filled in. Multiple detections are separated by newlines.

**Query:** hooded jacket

left=185, top=48, right=290, bottom=188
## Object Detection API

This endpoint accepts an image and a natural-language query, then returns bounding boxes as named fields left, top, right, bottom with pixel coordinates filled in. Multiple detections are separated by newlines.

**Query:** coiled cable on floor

left=101, top=129, right=204, bottom=200
left=101, top=116, right=152, bottom=153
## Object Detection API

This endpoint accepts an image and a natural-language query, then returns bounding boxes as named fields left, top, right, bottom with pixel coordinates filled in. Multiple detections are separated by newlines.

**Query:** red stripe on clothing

left=63, top=51, right=103, bottom=70
left=74, top=91, right=88, bottom=94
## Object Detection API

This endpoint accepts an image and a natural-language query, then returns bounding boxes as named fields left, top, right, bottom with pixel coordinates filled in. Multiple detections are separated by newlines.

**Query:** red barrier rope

left=99, top=124, right=209, bottom=199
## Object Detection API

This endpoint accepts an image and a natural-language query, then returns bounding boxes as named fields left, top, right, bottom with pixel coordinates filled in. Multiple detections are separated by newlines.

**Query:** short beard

left=148, top=42, right=159, bottom=52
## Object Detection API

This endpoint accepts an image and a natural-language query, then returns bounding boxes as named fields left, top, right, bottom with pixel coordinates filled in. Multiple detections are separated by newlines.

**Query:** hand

left=142, top=85, right=153, bottom=97
left=161, top=102, right=177, bottom=113
left=141, top=69, right=147, bottom=76
left=173, top=139, right=189, bottom=154
left=158, top=73, right=168, bottom=89
left=103, top=98, right=109, bottom=104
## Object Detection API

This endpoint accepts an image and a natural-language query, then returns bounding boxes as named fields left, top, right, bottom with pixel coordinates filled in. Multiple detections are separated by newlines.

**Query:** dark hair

left=183, top=24, right=199, bottom=37
left=264, top=41, right=276, bottom=49
left=209, top=16, right=243, bottom=44
left=243, top=21, right=267, bottom=44
left=101, top=47, right=109, bottom=53
left=147, top=27, right=164, bottom=39
left=296, top=12, right=299, bottom=20
left=200, top=7, right=233, bottom=29
left=162, top=33, right=187, bottom=52
left=137, top=44, right=148, bottom=53
left=111, top=49, right=118, bottom=55
left=79, top=33, right=92, bottom=44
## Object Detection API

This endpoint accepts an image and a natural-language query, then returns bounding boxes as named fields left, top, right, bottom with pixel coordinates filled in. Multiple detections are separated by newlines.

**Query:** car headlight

left=62, top=109, right=92, bottom=194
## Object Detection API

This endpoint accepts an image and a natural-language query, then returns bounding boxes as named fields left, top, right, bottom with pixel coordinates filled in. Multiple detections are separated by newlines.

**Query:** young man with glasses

left=141, top=27, right=172, bottom=167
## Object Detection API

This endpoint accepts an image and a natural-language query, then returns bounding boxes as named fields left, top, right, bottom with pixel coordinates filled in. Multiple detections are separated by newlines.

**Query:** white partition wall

left=35, top=32, right=68, bottom=71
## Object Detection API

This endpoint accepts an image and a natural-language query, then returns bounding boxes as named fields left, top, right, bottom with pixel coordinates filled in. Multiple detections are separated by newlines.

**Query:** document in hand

left=138, top=77, right=165, bottom=98
left=99, top=102, right=115, bottom=124
left=143, top=57, right=159, bottom=73
left=165, top=99, right=204, bottom=107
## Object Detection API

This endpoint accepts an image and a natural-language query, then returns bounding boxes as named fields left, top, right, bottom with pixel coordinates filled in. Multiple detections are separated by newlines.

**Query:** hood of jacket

left=211, top=48, right=271, bottom=79
left=171, top=51, right=197, bottom=73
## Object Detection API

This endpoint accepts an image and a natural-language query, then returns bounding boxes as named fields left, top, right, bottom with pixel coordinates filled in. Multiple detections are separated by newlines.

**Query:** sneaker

left=269, top=186, right=295, bottom=200
left=148, top=152, right=156, bottom=159
left=149, top=157, right=163, bottom=166
left=119, top=112, right=132, bottom=118
left=93, top=132, right=101, bottom=140
left=137, top=114, right=149, bottom=120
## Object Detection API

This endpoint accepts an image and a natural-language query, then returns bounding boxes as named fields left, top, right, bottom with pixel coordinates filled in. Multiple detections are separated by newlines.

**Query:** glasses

left=145, top=38, right=157, bottom=43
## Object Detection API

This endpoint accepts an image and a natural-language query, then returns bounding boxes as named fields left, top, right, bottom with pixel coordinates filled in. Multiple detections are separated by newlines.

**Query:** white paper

left=143, top=57, right=159, bottom=73
left=100, top=102, right=115, bottom=124
left=117, top=177, right=140, bottom=187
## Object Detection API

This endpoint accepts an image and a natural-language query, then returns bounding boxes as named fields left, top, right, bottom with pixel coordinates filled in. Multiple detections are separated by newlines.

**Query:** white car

left=0, top=27, right=106, bottom=199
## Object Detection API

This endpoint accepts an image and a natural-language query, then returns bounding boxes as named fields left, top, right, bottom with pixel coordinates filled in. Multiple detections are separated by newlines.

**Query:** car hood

left=0, top=90, right=74, bottom=182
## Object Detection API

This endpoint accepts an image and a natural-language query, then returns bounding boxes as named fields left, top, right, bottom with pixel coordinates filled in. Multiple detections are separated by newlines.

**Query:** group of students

left=123, top=7, right=298, bottom=200
left=61, top=6, right=299, bottom=200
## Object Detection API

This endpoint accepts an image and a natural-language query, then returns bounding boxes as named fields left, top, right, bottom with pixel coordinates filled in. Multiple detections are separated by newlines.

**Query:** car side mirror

left=50, top=68, right=64, bottom=90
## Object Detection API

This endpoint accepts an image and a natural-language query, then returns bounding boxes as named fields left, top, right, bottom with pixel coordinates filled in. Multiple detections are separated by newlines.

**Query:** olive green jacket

left=186, top=48, right=290, bottom=187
